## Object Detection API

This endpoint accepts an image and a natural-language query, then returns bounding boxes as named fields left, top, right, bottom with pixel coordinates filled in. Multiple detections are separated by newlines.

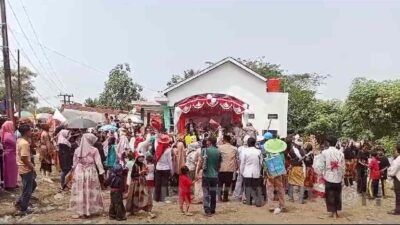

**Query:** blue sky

left=6, top=0, right=400, bottom=107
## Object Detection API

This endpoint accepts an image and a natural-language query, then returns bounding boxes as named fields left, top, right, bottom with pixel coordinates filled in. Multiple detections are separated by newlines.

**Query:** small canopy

left=14, top=111, right=34, bottom=119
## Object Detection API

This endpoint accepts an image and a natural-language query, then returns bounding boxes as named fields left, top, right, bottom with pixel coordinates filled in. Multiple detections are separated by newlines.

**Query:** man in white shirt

left=240, top=137, right=263, bottom=207
left=154, top=135, right=173, bottom=203
left=388, top=142, right=400, bottom=215
left=317, top=136, right=345, bottom=219
left=233, top=135, right=250, bottom=200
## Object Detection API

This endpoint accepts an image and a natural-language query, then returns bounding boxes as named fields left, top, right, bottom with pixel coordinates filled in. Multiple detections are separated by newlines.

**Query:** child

left=125, top=151, right=135, bottom=189
left=126, top=153, right=155, bottom=218
left=179, top=166, right=194, bottom=216
left=146, top=154, right=155, bottom=199
left=369, top=150, right=381, bottom=199
left=104, top=164, right=127, bottom=221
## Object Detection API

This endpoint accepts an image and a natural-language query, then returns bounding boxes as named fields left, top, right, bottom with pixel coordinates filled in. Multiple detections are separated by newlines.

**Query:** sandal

left=185, top=212, right=194, bottom=216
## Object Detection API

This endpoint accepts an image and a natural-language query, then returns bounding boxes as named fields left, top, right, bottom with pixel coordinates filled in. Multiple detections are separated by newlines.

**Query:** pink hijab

left=57, top=129, right=71, bottom=147
left=74, top=133, right=98, bottom=159
left=1, top=121, right=14, bottom=142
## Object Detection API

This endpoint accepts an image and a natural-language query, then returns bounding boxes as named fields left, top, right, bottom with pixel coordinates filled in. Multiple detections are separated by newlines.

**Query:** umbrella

left=14, top=111, right=34, bottom=119
left=264, top=139, right=287, bottom=154
left=53, top=109, right=67, bottom=123
left=99, top=124, right=118, bottom=132
left=68, top=118, right=97, bottom=129
left=123, top=114, right=144, bottom=124
left=36, top=113, right=52, bottom=120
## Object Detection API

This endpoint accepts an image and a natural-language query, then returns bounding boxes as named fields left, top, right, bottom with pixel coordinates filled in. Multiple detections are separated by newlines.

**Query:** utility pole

left=0, top=0, right=14, bottom=121
left=17, top=49, right=21, bottom=119
left=58, top=93, right=73, bottom=105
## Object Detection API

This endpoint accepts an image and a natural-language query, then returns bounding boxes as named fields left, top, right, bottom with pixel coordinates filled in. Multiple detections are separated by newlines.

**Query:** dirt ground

left=1, top=171, right=399, bottom=224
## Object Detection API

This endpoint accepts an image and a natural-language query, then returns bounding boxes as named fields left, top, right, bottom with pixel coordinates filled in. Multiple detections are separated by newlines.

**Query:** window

left=268, top=114, right=278, bottom=119
left=248, top=113, right=255, bottom=119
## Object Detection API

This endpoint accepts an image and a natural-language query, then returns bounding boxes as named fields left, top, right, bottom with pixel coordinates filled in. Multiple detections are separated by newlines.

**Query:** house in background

left=61, top=103, right=129, bottom=124
left=131, top=101, right=163, bottom=126
left=157, top=57, right=289, bottom=137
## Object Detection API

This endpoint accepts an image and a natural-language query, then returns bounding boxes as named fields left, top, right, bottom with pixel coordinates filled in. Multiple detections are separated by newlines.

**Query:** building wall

left=165, top=62, right=289, bottom=137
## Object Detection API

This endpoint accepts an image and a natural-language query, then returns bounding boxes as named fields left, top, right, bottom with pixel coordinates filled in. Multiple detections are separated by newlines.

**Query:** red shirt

left=179, top=174, right=192, bottom=203
left=369, top=157, right=380, bottom=180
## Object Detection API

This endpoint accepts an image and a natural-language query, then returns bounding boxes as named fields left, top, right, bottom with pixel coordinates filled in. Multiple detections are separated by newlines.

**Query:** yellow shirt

left=17, top=138, right=32, bottom=174
left=185, top=135, right=197, bottom=146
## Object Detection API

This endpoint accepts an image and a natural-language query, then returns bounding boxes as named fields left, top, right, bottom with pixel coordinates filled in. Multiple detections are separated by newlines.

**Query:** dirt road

left=0, top=175, right=399, bottom=224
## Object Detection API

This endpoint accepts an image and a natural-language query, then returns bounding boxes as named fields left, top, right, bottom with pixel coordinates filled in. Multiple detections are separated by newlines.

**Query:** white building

left=160, top=57, right=288, bottom=137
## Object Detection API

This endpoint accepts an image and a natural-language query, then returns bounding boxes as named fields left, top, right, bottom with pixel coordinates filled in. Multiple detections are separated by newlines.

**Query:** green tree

left=166, top=69, right=198, bottom=87
left=84, top=97, right=99, bottom=107
left=304, top=99, right=343, bottom=143
left=236, top=58, right=327, bottom=133
left=342, top=78, right=400, bottom=140
left=98, top=63, right=142, bottom=110
left=0, top=66, right=38, bottom=110
left=36, top=106, right=55, bottom=114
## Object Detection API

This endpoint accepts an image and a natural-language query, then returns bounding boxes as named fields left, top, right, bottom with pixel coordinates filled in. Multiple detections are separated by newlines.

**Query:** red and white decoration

left=174, top=94, right=247, bottom=134
left=177, top=94, right=246, bottom=115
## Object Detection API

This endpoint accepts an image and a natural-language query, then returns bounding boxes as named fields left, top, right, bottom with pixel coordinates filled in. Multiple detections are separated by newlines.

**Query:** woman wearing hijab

left=186, top=142, right=200, bottom=181
left=174, top=141, right=186, bottom=176
left=116, top=135, right=130, bottom=166
left=57, top=129, right=73, bottom=190
left=70, top=133, right=105, bottom=218
left=39, top=124, right=54, bottom=182
left=2, top=121, right=18, bottom=189
left=105, top=137, right=118, bottom=171
left=126, top=153, right=155, bottom=218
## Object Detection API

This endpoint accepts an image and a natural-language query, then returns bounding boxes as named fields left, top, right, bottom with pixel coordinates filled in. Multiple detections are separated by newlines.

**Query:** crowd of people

left=1, top=114, right=400, bottom=221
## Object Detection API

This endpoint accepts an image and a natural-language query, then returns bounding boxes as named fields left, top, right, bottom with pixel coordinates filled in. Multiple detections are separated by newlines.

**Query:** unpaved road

left=1, top=173, right=399, bottom=224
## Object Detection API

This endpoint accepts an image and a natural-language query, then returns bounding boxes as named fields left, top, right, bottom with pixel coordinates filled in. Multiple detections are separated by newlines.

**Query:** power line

left=6, top=0, right=64, bottom=93
left=9, top=49, right=58, bottom=108
left=18, top=0, right=67, bottom=91
left=8, top=29, right=60, bottom=96
left=35, top=89, right=56, bottom=108
left=8, top=28, right=160, bottom=94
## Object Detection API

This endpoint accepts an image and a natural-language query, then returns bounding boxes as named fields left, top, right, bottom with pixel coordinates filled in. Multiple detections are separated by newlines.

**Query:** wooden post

left=0, top=0, right=15, bottom=122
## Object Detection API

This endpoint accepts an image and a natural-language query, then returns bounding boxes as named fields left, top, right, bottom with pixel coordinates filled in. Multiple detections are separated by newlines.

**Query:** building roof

left=62, top=103, right=128, bottom=115
left=132, top=101, right=161, bottom=107
left=162, top=57, right=267, bottom=94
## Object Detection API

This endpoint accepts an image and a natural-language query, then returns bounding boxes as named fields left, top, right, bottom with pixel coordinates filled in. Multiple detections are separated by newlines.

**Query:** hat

left=264, top=132, right=273, bottom=140
left=264, top=139, right=287, bottom=154
left=157, top=134, right=170, bottom=144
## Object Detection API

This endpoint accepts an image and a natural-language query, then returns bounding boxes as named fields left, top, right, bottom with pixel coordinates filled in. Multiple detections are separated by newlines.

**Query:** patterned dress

left=126, top=162, right=152, bottom=213
left=70, top=145, right=105, bottom=216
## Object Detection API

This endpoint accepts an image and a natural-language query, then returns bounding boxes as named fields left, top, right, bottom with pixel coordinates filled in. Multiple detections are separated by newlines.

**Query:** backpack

left=263, top=152, right=286, bottom=177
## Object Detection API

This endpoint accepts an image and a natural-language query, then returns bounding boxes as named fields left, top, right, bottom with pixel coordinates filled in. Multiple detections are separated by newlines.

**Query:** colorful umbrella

left=264, top=139, right=287, bottom=154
